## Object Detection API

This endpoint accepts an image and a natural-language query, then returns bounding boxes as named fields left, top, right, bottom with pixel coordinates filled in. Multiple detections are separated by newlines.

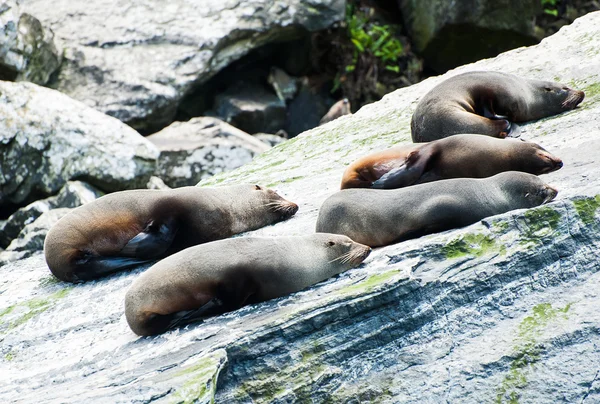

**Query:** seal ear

left=371, top=149, right=430, bottom=189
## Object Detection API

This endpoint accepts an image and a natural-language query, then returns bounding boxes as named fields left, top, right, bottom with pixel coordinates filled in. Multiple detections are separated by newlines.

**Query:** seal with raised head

left=44, top=184, right=298, bottom=283
left=124, top=233, right=371, bottom=336
left=340, top=134, right=563, bottom=189
left=318, top=171, right=558, bottom=247
left=411, top=71, right=585, bottom=142
left=319, top=98, right=351, bottom=125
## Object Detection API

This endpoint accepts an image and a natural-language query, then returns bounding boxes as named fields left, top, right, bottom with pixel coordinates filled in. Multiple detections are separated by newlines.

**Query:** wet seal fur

left=340, top=134, right=563, bottom=189
left=318, top=171, right=558, bottom=247
left=124, top=234, right=371, bottom=336
left=44, top=184, right=298, bottom=283
left=411, top=71, right=585, bottom=142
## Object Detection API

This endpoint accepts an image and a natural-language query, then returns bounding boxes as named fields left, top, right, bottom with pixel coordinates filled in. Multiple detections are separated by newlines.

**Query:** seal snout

left=543, top=184, right=559, bottom=204
left=562, top=89, right=585, bottom=109
left=350, top=243, right=372, bottom=265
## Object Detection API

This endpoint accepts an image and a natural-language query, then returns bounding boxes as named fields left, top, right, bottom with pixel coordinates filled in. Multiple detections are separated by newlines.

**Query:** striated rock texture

left=398, top=0, right=540, bottom=72
left=0, top=81, right=158, bottom=212
left=146, top=117, right=270, bottom=188
left=1, top=11, right=600, bottom=403
left=18, top=0, right=346, bottom=133
left=0, top=0, right=61, bottom=85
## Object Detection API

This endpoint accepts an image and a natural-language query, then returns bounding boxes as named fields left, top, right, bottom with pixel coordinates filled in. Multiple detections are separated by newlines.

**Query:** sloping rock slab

left=18, top=0, right=346, bottom=133
left=0, top=81, right=158, bottom=211
left=1, top=11, right=600, bottom=404
left=146, top=117, right=269, bottom=188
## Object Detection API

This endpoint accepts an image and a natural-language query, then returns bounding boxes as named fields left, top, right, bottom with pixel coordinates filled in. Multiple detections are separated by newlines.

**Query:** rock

left=0, top=181, right=103, bottom=249
left=0, top=80, right=158, bottom=213
left=1, top=11, right=600, bottom=403
left=0, top=1, right=61, bottom=85
left=146, top=117, right=269, bottom=188
left=254, top=132, right=288, bottom=147
left=214, top=82, right=287, bottom=134
left=0, top=208, right=70, bottom=265
left=268, top=67, right=298, bottom=101
left=397, top=0, right=540, bottom=72
left=146, top=176, right=171, bottom=190
left=285, top=79, right=336, bottom=137
left=18, top=0, right=346, bottom=133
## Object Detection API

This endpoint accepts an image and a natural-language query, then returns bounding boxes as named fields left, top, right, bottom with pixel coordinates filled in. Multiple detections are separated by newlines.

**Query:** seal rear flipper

left=120, top=219, right=178, bottom=259
left=506, top=122, right=521, bottom=138
left=72, top=256, right=151, bottom=282
left=371, top=149, right=429, bottom=189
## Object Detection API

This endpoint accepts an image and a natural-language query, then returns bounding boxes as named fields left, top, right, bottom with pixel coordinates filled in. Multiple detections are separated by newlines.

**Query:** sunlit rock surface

left=146, top=117, right=269, bottom=188
left=18, top=0, right=346, bottom=133
left=1, top=12, right=600, bottom=403
left=0, top=81, right=159, bottom=212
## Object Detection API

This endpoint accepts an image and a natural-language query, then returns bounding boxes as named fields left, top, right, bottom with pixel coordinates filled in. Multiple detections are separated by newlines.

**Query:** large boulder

left=146, top=117, right=270, bottom=188
left=0, top=0, right=61, bottom=84
left=398, top=0, right=540, bottom=72
left=18, top=0, right=346, bottom=133
left=1, top=11, right=600, bottom=403
left=0, top=81, right=158, bottom=214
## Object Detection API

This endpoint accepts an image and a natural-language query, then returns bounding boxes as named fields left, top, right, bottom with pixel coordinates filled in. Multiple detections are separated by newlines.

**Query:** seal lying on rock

left=317, top=172, right=558, bottom=247
left=411, top=71, right=585, bottom=142
left=340, top=134, right=563, bottom=189
left=124, top=234, right=371, bottom=336
left=44, top=185, right=298, bottom=283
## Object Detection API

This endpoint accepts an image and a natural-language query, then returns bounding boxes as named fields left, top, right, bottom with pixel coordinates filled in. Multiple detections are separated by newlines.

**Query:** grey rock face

left=0, top=181, right=103, bottom=249
left=18, top=0, right=346, bottom=133
left=215, top=83, right=287, bottom=134
left=398, top=0, right=540, bottom=72
left=0, top=80, right=158, bottom=211
left=146, top=117, right=269, bottom=188
left=0, top=208, right=70, bottom=265
left=1, top=11, right=599, bottom=404
left=0, top=1, right=61, bottom=85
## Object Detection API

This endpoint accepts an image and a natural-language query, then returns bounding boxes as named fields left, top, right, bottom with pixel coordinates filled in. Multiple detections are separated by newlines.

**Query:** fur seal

left=319, top=98, right=352, bottom=125
left=340, top=134, right=563, bottom=189
left=317, top=172, right=558, bottom=247
left=44, top=184, right=298, bottom=283
left=124, top=234, right=371, bottom=336
left=411, top=71, right=585, bottom=142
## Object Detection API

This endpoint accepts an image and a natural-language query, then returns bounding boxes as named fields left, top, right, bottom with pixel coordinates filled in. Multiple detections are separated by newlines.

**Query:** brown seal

left=124, top=233, right=371, bottom=336
left=319, top=98, right=352, bottom=125
left=411, top=71, right=585, bottom=142
left=340, top=134, right=563, bottom=189
left=317, top=171, right=558, bottom=247
left=44, top=184, right=298, bottom=283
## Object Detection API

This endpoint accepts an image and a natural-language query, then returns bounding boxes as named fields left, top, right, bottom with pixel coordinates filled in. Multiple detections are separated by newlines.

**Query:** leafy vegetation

left=541, top=0, right=559, bottom=16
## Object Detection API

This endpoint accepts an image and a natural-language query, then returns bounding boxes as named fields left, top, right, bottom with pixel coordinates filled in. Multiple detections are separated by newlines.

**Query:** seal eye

left=544, top=87, right=552, bottom=92
left=254, top=185, right=262, bottom=190
left=327, top=241, right=335, bottom=247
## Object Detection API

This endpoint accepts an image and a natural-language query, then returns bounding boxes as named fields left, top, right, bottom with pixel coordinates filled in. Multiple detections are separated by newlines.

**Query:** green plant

left=541, top=0, right=559, bottom=16
left=345, top=4, right=404, bottom=74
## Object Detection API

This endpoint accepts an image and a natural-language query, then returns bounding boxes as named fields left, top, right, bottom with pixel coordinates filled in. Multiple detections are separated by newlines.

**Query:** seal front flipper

left=71, top=255, right=150, bottom=282
left=166, top=298, right=226, bottom=330
left=119, top=218, right=178, bottom=259
left=371, top=149, right=429, bottom=189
